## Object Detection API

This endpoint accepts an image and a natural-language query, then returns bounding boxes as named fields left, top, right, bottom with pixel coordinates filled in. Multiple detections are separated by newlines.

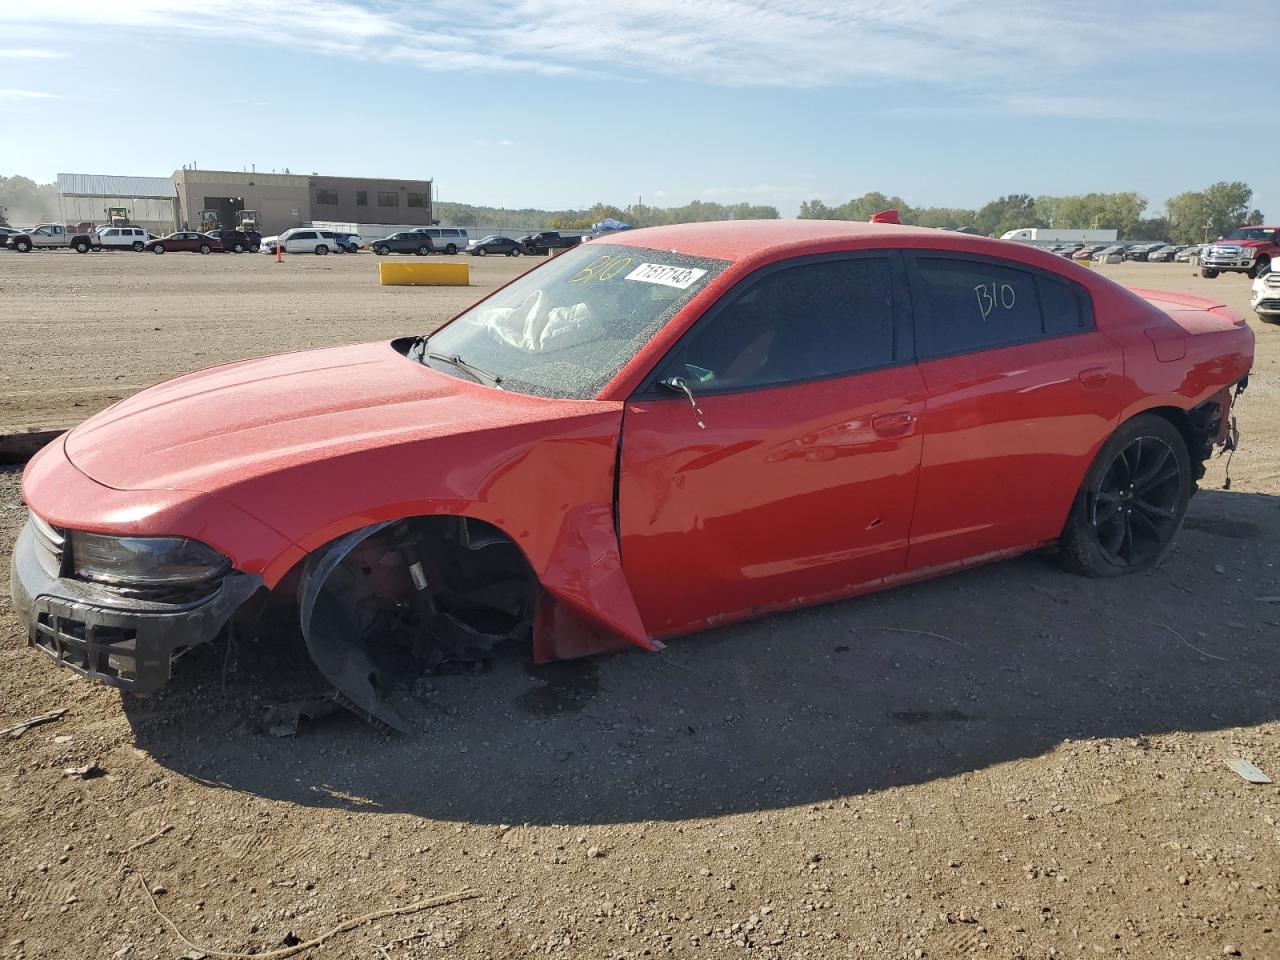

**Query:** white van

left=96, top=226, right=149, bottom=251
left=410, top=227, right=469, bottom=255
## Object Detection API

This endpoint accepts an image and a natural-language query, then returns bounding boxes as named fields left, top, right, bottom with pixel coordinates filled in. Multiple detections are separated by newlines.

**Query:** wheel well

left=1133, top=402, right=1220, bottom=484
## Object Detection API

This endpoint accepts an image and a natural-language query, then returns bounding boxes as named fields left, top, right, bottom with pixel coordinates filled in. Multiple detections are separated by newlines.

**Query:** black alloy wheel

left=1090, top=435, right=1184, bottom=568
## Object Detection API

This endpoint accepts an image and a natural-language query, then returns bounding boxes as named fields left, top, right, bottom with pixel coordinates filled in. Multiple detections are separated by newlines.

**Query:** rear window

left=911, top=255, right=1093, bottom=357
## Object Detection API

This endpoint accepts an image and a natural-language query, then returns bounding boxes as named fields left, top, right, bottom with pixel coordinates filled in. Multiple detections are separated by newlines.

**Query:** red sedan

left=145, top=231, right=222, bottom=254
left=11, top=221, right=1253, bottom=730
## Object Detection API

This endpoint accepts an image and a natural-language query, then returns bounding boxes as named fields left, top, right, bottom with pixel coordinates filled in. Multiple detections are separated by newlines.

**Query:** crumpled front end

left=10, top=512, right=263, bottom=693
left=12, top=437, right=287, bottom=694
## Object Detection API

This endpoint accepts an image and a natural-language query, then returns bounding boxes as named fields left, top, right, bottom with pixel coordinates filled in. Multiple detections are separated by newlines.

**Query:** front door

left=618, top=252, right=927, bottom=637
left=902, top=252, right=1122, bottom=569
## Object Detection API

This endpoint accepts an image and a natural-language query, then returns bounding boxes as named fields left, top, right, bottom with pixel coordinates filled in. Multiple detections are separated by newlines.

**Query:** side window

left=673, top=257, right=897, bottom=393
left=911, top=257, right=1042, bottom=357
left=106, top=229, right=119, bottom=237
left=1038, top=274, right=1094, bottom=335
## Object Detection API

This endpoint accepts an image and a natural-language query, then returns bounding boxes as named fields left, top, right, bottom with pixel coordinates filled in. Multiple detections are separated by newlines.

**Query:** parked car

left=517, top=231, right=583, bottom=255
left=333, top=232, right=363, bottom=254
left=371, top=232, right=435, bottom=256
left=206, top=229, right=254, bottom=254
left=465, top=235, right=524, bottom=257
left=9, top=220, right=1254, bottom=731
left=144, top=231, right=222, bottom=255
left=410, top=227, right=469, bottom=254
left=0, top=226, right=23, bottom=249
left=1250, top=261, right=1280, bottom=322
left=1092, top=244, right=1129, bottom=263
left=94, top=226, right=150, bottom=252
left=1199, top=225, right=1279, bottom=279
left=1145, top=245, right=1178, bottom=262
left=1073, top=244, right=1107, bottom=259
left=1174, top=245, right=1201, bottom=262
left=1124, top=243, right=1166, bottom=262
left=259, top=228, right=341, bottom=255
left=7, top=223, right=101, bottom=253
left=243, top=230, right=263, bottom=252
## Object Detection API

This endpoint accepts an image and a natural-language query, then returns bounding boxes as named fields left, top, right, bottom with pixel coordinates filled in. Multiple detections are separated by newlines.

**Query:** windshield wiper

left=411, top=336, right=503, bottom=389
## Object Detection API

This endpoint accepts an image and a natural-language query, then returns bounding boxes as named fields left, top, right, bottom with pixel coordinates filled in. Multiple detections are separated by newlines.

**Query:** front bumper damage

left=9, top=515, right=263, bottom=694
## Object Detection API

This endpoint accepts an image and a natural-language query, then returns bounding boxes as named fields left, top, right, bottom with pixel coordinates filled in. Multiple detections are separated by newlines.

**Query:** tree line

left=799, top=182, right=1263, bottom=244
left=438, top=200, right=781, bottom=232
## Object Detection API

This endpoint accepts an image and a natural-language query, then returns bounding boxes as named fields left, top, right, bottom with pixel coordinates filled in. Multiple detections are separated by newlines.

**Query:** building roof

left=57, top=173, right=177, bottom=199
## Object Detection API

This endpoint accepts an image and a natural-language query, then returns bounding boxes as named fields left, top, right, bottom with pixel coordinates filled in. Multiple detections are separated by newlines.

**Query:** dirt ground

left=0, top=252, right=1277, bottom=960
left=0, top=249, right=537, bottom=432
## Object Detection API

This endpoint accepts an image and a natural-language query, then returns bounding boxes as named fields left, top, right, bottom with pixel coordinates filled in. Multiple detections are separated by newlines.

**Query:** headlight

left=69, top=532, right=230, bottom=587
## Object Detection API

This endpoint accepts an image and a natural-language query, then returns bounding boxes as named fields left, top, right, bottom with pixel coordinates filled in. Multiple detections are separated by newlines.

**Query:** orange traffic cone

left=275, top=242, right=283, bottom=263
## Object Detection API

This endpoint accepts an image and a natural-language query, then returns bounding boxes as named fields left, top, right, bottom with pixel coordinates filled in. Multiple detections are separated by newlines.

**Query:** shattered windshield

left=419, top=243, right=730, bottom=399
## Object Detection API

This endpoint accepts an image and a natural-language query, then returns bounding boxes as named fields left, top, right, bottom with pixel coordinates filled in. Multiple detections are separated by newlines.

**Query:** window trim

left=904, top=250, right=1096, bottom=362
left=632, top=249, right=915, bottom=400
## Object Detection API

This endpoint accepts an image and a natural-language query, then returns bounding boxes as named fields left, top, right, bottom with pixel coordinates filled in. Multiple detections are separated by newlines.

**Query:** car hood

left=1213, top=239, right=1267, bottom=248
left=65, top=340, right=614, bottom=493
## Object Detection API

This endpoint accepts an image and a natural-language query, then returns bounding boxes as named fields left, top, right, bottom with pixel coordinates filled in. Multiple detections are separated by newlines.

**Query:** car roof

left=604, top=219, right=991, bottom=262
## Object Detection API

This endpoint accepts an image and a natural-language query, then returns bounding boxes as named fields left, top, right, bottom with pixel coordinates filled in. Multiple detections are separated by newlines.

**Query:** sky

left=0, top=1, right=1276, bottom=219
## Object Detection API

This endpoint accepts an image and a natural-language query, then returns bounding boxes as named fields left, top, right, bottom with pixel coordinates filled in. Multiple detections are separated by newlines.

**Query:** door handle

left=1078, top=367, right=1110, bottom=389
left=871, top=411, right=917, bottom=437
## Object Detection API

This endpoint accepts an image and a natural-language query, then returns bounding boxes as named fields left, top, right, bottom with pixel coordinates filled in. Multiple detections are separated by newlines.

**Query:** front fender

left=220, top=410, right=654, bottom=653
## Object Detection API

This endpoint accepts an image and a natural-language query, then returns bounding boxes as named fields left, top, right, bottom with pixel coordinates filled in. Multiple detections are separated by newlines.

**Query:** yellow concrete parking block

left=378, top=261, right=470, bottom=286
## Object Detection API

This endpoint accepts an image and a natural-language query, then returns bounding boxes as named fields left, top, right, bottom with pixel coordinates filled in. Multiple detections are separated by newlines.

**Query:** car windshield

left=1225, top=228, right=1276, bottom=241
left=419, top=243, right=729, bottom=399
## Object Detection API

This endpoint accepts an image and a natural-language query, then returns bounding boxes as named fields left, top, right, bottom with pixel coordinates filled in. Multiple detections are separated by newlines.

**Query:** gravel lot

left=0, top=252, right=1277, bottom=960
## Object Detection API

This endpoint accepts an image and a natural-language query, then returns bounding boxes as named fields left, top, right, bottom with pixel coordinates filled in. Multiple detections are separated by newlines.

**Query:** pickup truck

left=1198, top=225, right=1279, bottom=279
left=518, top=231, right=583, bottom=256
left=7, top=223, right=101, bottom=253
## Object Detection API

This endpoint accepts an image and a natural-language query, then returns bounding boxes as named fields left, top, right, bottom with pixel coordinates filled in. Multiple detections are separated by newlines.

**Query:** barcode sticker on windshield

left=625, top=263, right=708, bottom=289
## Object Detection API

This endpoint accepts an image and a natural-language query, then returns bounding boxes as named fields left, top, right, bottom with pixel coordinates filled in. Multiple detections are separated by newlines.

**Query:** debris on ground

left=2, top=707, right=68, bottom=739
left=62, top=761, right=104, bottom=779
left=260, top=699, right=343, bottom=738
left=1223, top=758, right=1272, bottom=784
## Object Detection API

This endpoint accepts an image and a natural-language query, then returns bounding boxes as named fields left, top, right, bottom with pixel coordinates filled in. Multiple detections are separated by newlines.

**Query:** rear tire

left=511, top=247, right=521, bottom=257
left=233, top=242, right=245, bottom=253
left=1058, top=414, right=1192, bottom=578
left=199, top=244, right=211, bottom=254
left=315, top=245, right=329, bottom=256
left=132, top=241, right=145, bottom=252
left=73, top=240, right=90, bottom=253
left=1200, top=267, right=1219, bottom=278
left=445, top=243, right=457, bottom=255
left=417, top=245, right=431, bottom=256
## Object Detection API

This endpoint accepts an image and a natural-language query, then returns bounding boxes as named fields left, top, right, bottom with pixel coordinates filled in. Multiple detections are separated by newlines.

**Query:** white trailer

left=1000, top=228, right=1118, bottom=243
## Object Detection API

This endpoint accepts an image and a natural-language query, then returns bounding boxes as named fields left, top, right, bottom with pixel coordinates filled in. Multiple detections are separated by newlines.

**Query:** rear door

left=903, top=251, right=1122, bottom=569
left=619, top=251, right=927, bottom=636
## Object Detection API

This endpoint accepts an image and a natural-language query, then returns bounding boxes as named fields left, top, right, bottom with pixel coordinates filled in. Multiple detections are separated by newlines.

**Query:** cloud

left=0, top=1, right=1261, bottom=102
left=0, top=48, right=67, bottom=59
left=0, top=88, right=63, bottom=99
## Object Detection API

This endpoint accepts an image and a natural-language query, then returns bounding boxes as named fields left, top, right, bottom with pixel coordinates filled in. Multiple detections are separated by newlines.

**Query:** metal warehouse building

left=56, top=173, right=180, bottom=235
left=171, top=169, right=433, bottom=234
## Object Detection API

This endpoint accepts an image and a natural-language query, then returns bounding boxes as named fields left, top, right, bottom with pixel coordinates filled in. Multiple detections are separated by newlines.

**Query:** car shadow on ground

left=123, top=488, right=1280, bottom=825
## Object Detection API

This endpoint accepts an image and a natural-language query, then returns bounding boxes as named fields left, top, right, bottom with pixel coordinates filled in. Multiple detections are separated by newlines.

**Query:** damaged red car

left=11, top=221, right=1253, bottom=730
